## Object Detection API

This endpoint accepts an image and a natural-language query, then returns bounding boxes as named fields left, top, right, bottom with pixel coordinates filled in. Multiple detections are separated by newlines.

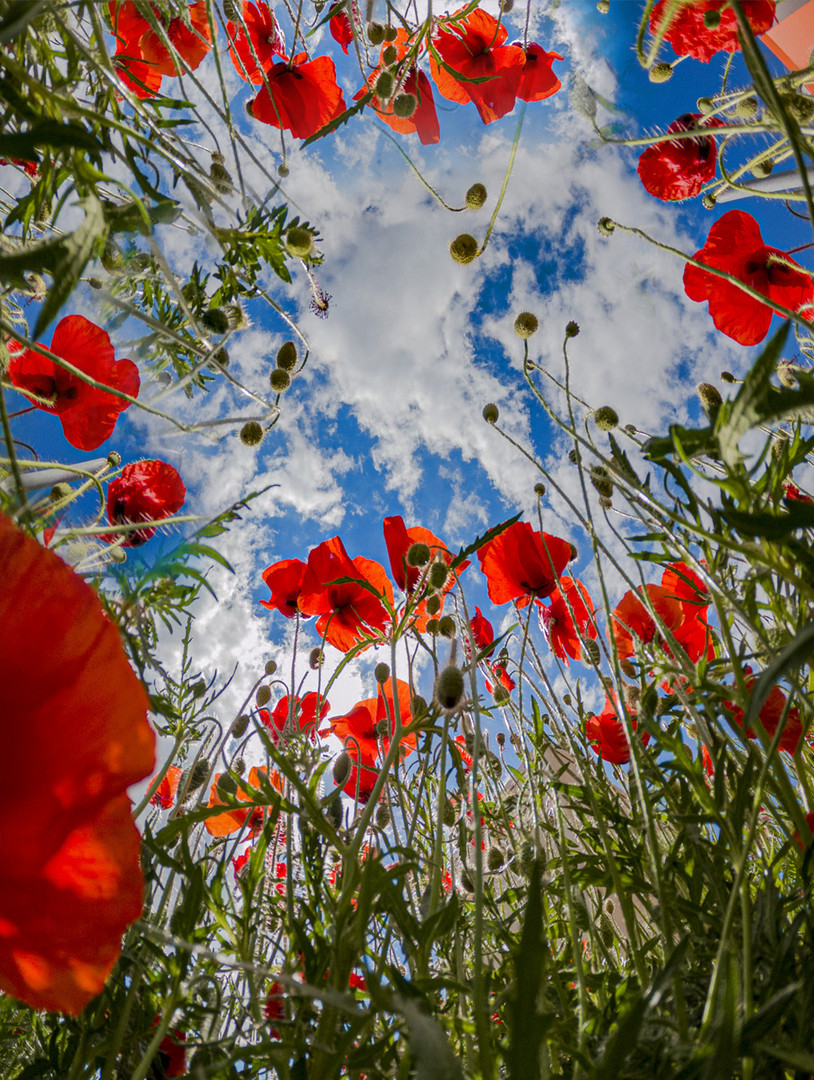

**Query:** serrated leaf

left=716, top=323, right=790, bottom=467
left=33, top=195, right=106, bottom=336
left=452, top=513, right=521, bottom=569
left=302, top=92, right=373, bottom=146
left=643, top=423, right=716, bottom=461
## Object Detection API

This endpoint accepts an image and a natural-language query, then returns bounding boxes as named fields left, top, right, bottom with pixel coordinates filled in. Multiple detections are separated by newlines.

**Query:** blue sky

left=9, top=0, right=811, bottom=729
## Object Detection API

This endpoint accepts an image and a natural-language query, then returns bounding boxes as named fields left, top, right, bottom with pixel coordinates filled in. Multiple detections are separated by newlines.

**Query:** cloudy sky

left=12, top=1, right=806, bottom=743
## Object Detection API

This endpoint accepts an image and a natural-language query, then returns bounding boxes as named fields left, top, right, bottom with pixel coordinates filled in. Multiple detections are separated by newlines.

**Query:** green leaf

left=506, top=860, right=546, bottom=1080
left=719, top=499, right=814, bottom=540
left=0, top=120, right=103, bottom=159
left=302, top=92, right=373, bottom=146
left=397, top=997, right=465, bottom=1080
left=643, top=423, right=716, bottom=461
left=452, top=513, right=521, bottom=569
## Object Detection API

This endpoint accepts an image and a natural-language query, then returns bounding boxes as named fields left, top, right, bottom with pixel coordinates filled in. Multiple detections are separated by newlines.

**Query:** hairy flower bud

left=731, top=95, right=758, bottom=119
left=443, top=798, right=456, bottom=825
left=217, top=774, right=238, bottom=797
left=265, top=660, right=278, bottom=676
left=367, top=21, right=384, bottom=44
left=310, top=647, right=324, bottom=670
left=697, top=382, right=722, bottom=417
left=231, top=714, right=250, bottom=737
left=285, top=227, right=314, bottom=259
left=210, top=160, right=234, bottom=195
left=429, top=561, right=449, bottom=590
left=333, top=751, right=352, bottom=787
left=376, top=803, right=391, bottom=826
left=186, top=759, right=210, bottom=792
left=201, top=307, right=230, bottom=334
left=483, top=402, right=499, bottom=424
left=649, top=62, right=673, bottom=83
left=270, top=368, right=291, bottom=393
left=590, top=465, right=614, bottom=498
left=256, top=685, right=271, bottom=708
left=278, top=162, right=290, bottom=178
left=412, top=695, right=428, bottom=717
left=436, top=665, right=465, bottom=711
left=426, top=618, right=441, bottom=635
left=426, top=594, right=441, bottom=616
left=50, top=482, right=72, bottom=502
left=382, top=44, right=398, bottom=66
left=450, top=233, right=478, bottom=264
left=720, top=371, right=736, bottom=384
left=240, top=421, right=264, bottom=446
left=438, top=615, right=456, bottom=639
left=593, top=406, right=619, bottom=431
left=565, top=321, right=580, bottom=338
left=754, top=158, right=773, bottom=177
left=465, top=183, right=487, bottom=210
left=493, top=684, right=511, bottom=705
left=276, top=341, right=297, bottom=371
left=374, top=71, right=395, bottom=99
left=534, top=482, right=546, bottom=498
left=596, top=0, right=609, bottom=11
left=407, top=542, right=431, bottom=567
left=487, top=847, right=505, bottom=871
left=384, top=24, right=398, bottom=41
left=514, top=311, right=539, bottom=338
left=375, top=662, right=390, bottom=683
left=703, top=8, right=721, bottom=27
left=393, top=93, right=417, bottom=118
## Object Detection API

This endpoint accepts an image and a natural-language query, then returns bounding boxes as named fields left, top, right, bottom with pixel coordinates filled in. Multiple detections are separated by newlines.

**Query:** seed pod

left=449, top=233, right=478, bottom=264
left=436, top=665, right=465, bottom=711
left=649, top=62, right=673, bottom=83
left=310, top=648, right=324, bottom=670
left=265, top=660, right=277, bottom=676
left=374, top=662, right=390, bottom=683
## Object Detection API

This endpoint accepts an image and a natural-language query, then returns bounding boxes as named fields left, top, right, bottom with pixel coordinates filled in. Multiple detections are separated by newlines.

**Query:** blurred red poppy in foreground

left=539, top=577, right=597, bottom=664
left=260, top=693, right=330, bottom=743
left=7, top=315, right=139, bottom=451
left=683, top=210, right=813, bottom=346
left=265, top=980, right=286, bottom=1037
left=109, top=1, right=212, bottom=96
left=106, top=460, right=186, bottom=547
left=251, top=53, right=346, bottom=140
left=0, top=513, right=155, bottom=1014
left=586, top=698, right=649, bottom=765
left=151, top=1018, right=187, bottom=1078
left=478, top=521, right=573, bottom=607
left=260, top=558, right=307, bottom=618
left=430, top=8, right=525, bottom=124
left=649, top=0, right=776, bottom=62
left=226, top=1, right=286, bottom=83
left=149, top=765, right=182, bottom=809
left=298, top=536, right=392, bottom=652
left=637, top=113, right=722, bottom=201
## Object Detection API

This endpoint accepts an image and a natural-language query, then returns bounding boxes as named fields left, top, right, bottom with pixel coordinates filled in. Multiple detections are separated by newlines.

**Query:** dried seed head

left=450, top=233, right=479, bottom=264
left=465, top=183, right=487, bottom=210
left=240, top=421, right=264, bottom=446
left=514, top=311, right=539, bottom=338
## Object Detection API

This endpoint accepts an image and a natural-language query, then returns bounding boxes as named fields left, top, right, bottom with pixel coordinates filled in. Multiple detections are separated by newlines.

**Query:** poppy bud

left=596, top=0, right=609, bottom=11
left=374, top=71, right=395, bottom=100
left=326, top=793, right=343, bottom=828
left=624, top=424, right=636, bottom=435
left=270, top=369, right=291, bottom=393
left=701, top=193, right=716, bottom=209
left=426, top=618, right=441, bottom=635
left=107, top=450, right=122, bottom=467
left=186, top=760, right=210, bottom=792
left=232, top=714, right=250, bottom=737
left=436, top=665, right=465, bottom=711
left=202, top=307, right=230, bottom=334
left=619, top=658, right=636, bottom=677
left=496, top=731, right=505, bottom=747
left=426, top=594, right=441, bottom=615
left=278, top=162, right=289, bottom=178
left=310, top=648, right=324, bottom=670
left=438, top=615, right=456, bottom=639
left=87, top=275, right=103, bottom=290
left=217, top=774, right=238, bottom=797
left=383, top=24, right=398, bottom=41
left=333, top=751, right=352, bottom=787
left=593, top=406, right=618, bottom=431
left=367, top=21, right=384, bottom=44
left=442, top=797, right=456, bottom=826
left=429, top=562, right=449, bottom=590
left=483, top=403, right=499, bottom=424
left=501, top=0, right=514, bottom=10
left=697, top=96, right=715, bottom=114
left=534, top=482, right=546, bottom=498
left=412, top=695, right=428, bottom=717
left=703, top=8, right=721, bottom=27
left=393, top=93, right=417, bottom=118
left=406, top=542, right=431, bottom=567
left=375, top=662, right=390, bottom=683
left=450, top=233, right=478, bottom=264
left=376, top=717, right=389, bottom=735
left=210, top=160, right=234, bottom=195
left=223, top=0, right=239, bottom=19
left=460, top=868, right=475, bottom=892
left=590, top=466, right=614, bottom=498
left=285, top=227, right=314, bottom=259
left=108, top=546, right=127, bottom=564
left=265, top=660, right=278, bottom=676
left=50, top=482, right=72, bottom=501
left=256, top=685, right=271, bottom=708
left=465, top=183, right=487, bottom=210
left=598, top=495, right=613, bottom=510
left=565, top=321, right=580, bottom=338
left=240, top=421, right=264, bottom=446
left=721, top=371, right=736, bottom=384
left=276, top=342, right=298, bottom=371
left=233, top=758, right=246, bottom=776
left=213, top=347, right=229, bottom=368
left=493, top=684, right=511, bottom=705
left=754, top=159, right=773, bottom=177
left=731, top=95, right=758, bottom=119
left=623, top=683, right=641, bottom=710
left=487, top=847, right=504, bottom=871
left=376, top=804, right=391, bottom=826
left=382, top=44, right=398, bottom=65
left=514, top=311, right=539, bottom=338
left=697, top=382, right=722, bottom=418
left=568, top=448, right=580, bottom=465
left=584, top=639, right=601, bottom=666
left=649, top=62, right=673, bottom=83
left=597, top=217, right=615, bottom=237
left=563, top=693, right=572, bottom=706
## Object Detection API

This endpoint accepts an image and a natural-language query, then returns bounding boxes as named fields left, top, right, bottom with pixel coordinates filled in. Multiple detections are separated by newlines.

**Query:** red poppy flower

left=660, top=562, right=714, bottom=664
left=430, top=8, right=525, bottom=124
left=108, top=2, right=163, bottom=97
left=106, top=460, right=186, bottom=547
left=348, top=971, right=367, bottom=992
left=538, top=577, right=597, bottom=664
left=204, top=766, right=280, bottom=837
left=649, top=0, right=776, bottom=62
left=136, top=1, right=213, bottom=76
left=683, top=210, right=814, bottom=346
left=724, top=673, right=803, bottom=753
left=329, top=10, right=354, bottom=53
left=585, top=698, right=649, bottom=765
left=260, top=558, right=307, bottom=618
left=383, top=515, right=460, bottom=593
left=260, top=692, right=330, bottom=743
left=149, top=765, right=182, bottom=809
left=7, top=315, right=140, bottom=451
left=321, top=678, right=414, bottom=762
left=0, top=513, right=155, bottom=1014
left=298, top=536, right=393, bottom=652
left=469, top=607, right=495, bottom=655
left=453, top=733, right=473, bottom=771
left=0, top=157, right=39, bottom=178
left=232, top=847, right=252, bottom=879
left=251, top=53, right=346, bottom=140
left=226, top=1, right=286, bottom=84
left=637, top=113, right=723, bottom=201
left=516, top=43, right=563, bottom=102
left=700, top=744, right=715, bottom=777
left=265, top=980, right=285, bottom=1037
left=478, top=521, right=573, bottom=607
left=794, top=810, right=814, bottom=851
left=355, top=30, right=440, bottom=145
left=784, top=481, right=814, bottom=504
left=485, top=663, right=515, bottom=695
left=150, top=1019, right=186, bottom=1079
left=610, top=584, right=684, bottom=659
